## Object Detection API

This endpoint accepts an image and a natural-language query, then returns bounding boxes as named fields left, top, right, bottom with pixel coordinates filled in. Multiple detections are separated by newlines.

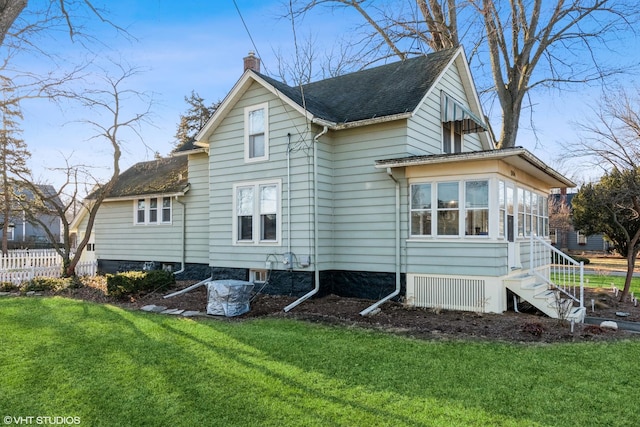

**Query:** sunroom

left=376, top=147, right=575, bottom=314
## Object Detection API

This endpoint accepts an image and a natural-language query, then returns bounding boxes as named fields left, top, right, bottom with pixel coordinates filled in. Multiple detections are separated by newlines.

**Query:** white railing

left=530, top=234, right=584, bottom=309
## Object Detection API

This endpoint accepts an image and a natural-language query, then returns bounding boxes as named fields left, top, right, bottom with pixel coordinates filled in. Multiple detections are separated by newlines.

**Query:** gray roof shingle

left=258, top=48, right=457, bottom=124
left=101, top=156, right=188, bottom=199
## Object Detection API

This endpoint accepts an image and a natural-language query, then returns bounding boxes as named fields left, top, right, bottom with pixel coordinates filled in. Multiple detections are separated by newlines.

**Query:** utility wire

left=232, top=0, right=264, bottom=73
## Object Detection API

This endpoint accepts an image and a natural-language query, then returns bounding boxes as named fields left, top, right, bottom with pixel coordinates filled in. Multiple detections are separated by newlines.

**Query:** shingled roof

left=258, top=48, right=458, bottom=125
left=101, top=156, right=189, bottom=199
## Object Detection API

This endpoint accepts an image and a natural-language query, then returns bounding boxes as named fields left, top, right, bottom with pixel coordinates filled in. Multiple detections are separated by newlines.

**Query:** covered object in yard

left=206, top=280, right=254, bottom=317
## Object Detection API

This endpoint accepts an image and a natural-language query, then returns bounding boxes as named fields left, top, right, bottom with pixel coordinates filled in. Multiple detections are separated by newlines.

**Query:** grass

left=1, top=297, right=639, bottom=426
left=583, top=273, right=640, bottom=295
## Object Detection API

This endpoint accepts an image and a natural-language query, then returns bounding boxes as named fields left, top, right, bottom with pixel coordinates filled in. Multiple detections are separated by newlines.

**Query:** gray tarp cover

left=206, top=280, right=254, bottom=317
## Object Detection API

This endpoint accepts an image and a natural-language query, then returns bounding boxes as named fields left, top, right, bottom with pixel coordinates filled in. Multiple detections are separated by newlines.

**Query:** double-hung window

left=149, top=198, right=158, bottom=223
left=465, top=180, right=488, bottom=235
left=443, top=121, right=463, bottom=154
left=134, top=196, right=172, bottom=225
left=437, top=182, right=459, bottom=236
left=137, top=200, right=146, bottom=224
left=233, top=180, right=281, bottom=244
left=410, top=183, right=432, bottom=236
left=245, top=102, right=269, bottom=162
left=577, top=231, right=587, bottom=245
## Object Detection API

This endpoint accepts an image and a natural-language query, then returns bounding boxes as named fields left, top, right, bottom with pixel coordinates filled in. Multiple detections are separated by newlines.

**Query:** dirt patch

left=53, top=279, right=640, bottom=344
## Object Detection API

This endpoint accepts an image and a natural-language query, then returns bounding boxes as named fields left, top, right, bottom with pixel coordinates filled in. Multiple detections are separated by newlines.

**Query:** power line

left=232, top=0, right=265, bottom=73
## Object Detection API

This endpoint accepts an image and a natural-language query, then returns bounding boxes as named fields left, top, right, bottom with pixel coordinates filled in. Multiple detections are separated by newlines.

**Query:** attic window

left=443, top=121, right=462, bottom=154
left=244, top=102, right=269, bottom=163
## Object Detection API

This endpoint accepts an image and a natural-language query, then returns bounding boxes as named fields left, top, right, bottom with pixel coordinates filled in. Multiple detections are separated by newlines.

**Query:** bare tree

left=0, top=1, right=127, bottom=49
left=548, top=192, right=573, bottom=250
left=0, top=77, right=29, bottom=255
left=288, top=0, right=638, bottom=149
left=0, top=1, right=27, bottom=47
left=569, top=87, right=640, bottom=301
left=18, top=63, right=153, bottom=277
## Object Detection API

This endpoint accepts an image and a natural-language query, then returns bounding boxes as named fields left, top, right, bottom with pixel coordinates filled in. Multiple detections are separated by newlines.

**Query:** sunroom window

left=437, top=182, right=459, bottom=236
left=410, top=183, right=432, bottom=236
left=465, top=180, right=488, bottom=235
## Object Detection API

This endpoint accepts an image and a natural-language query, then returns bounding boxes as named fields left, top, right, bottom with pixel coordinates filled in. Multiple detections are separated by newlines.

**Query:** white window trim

left=232, top=179, right=282, bottom=246
left=577, top=231, right=587, bottom=245
left=244, top=102, right=269, bottom=163
left=250, top=269, right=268, bottom=284
left=409, top=177, right=490, bottom=239
left=407, top=177, right=551, bottom=242
left=133, top=196, right=173, bottom=225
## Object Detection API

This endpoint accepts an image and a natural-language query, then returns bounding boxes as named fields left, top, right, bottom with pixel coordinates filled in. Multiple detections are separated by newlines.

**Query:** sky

left=9, top=0, right=640, bottom=192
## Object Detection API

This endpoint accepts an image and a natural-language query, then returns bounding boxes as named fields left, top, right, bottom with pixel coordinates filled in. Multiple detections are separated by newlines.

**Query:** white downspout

left=174, top=196, right=186, bottom=275
left=284, top=125, right=328, bottom=312
left=287, top=133, right=292, bottom=257
left=360, top=167, right=401, bottom=316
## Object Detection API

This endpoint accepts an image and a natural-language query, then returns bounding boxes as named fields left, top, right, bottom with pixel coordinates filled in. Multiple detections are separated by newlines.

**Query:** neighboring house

left=548, top=191, right=610, bottom=253
left=0, top=184, right=62, bottom=248
left=76, top=47, right=580, bottom=317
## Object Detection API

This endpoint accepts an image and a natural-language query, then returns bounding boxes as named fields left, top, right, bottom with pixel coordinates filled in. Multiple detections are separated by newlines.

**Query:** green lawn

left=1, top=297, right=639, bottom=426
left=583, top=273, right=640, bottom=295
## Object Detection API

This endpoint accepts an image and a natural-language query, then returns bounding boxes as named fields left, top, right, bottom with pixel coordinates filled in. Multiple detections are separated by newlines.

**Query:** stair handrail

left=530, top=234, right=584, bottom=309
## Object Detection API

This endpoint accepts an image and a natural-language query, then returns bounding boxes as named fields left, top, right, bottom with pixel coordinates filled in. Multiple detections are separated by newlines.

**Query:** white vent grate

left=410, top=275, right=486, bottom=311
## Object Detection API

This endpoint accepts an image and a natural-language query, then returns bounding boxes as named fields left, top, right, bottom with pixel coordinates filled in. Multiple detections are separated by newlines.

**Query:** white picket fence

left=0, top=249, right=97, bottom=284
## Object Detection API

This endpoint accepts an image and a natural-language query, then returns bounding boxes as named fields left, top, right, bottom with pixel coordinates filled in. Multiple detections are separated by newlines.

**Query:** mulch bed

left=44, top=277, right=640, bottom=344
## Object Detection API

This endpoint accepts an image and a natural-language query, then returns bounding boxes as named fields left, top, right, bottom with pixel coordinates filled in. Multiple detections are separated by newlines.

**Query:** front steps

left=504, top=273, right=586, bottom=322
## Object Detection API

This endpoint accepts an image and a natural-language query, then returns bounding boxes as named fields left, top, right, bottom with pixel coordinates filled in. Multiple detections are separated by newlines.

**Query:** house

left=76, top=47, right=583, bottom=318
left=0, top=184, right=62, bottom=248
left=549, top=191, right=610, bottom=253
left=70, top=155, right=210, bottom=276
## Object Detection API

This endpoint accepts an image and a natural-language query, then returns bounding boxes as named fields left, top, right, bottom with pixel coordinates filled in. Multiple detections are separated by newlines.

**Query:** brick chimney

left=243, top=51, right=260, bottom=72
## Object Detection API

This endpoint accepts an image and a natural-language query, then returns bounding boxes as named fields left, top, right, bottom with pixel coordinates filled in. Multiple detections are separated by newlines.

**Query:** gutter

left=100, top=186, right=190, bottom=203
left=360, top=168, right=401, bottom=315
left=173, top=195, right=186, bottom=275
left=330, top=112, right=412, bottom=131
left=284, top=125, right=329, bottom=312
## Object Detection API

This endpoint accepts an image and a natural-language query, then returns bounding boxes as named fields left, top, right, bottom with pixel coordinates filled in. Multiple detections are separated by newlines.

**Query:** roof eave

left=376, top=148, right=575, bottom=188
left=329, top=112, right=412, bottom=130
left=102, top=184, right=191, bottom=203
left=172, top=147, right=208, bottom=157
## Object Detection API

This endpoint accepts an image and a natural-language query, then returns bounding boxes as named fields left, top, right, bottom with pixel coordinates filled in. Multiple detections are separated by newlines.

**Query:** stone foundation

left=98, top=260, right=404, bottom=302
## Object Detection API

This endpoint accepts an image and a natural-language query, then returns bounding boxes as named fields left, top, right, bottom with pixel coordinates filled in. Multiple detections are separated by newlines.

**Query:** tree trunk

left=0, top=1, right=27, bottom=47
left=620, top=249, right=638, bottom=302
left=495, top=94, right=523, bottom=149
